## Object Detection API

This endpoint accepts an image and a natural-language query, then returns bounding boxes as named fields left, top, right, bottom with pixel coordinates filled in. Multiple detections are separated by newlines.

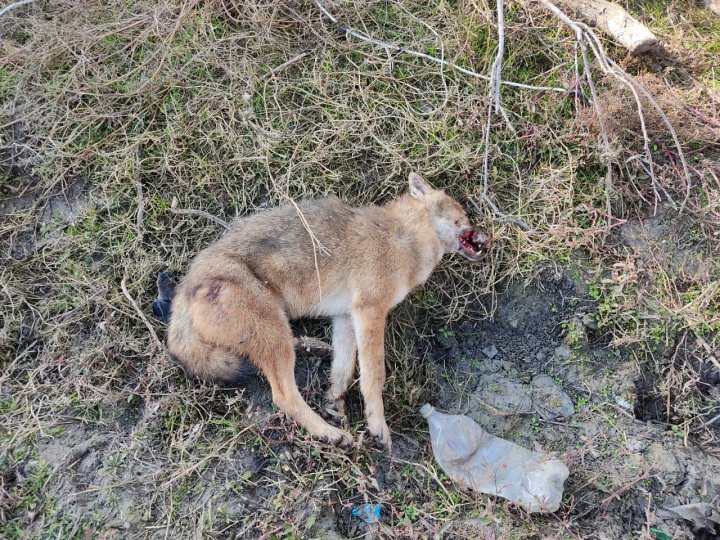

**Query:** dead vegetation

left=1, top=0, right=719, bottom=538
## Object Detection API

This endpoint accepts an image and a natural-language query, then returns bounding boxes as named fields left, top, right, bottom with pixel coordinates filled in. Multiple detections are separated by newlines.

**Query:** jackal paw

left=368, top=418, right=392, bottom=450
left=323, top=425, right=354, bottom=448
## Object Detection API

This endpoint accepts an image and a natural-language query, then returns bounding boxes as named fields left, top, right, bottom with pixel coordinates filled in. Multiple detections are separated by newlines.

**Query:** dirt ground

left=1, top=1, right=719, bottom=539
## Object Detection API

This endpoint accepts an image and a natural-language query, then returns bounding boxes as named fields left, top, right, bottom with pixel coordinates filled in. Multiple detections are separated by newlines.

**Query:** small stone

left=536, top=350, right=547, bottom=361
left=626, top=439, right=648, bottom=453
left=643, top=443, right=685, bottom=487
left=554, top=344, right=572, bottom=361
left=582, top=313, right=598, bottom=330
left=459, top=321, right=474, bottom=335
left=436, top=333, right=456, bottom=350
left=531, top=375, right=575, bottom=420
left=418, top=102, right=433, bottom=114
left=614, top=395, right=633, bottom=410
left=482, top=345, right=498, bottom=359
left=474, top=375, right=533, bottom=415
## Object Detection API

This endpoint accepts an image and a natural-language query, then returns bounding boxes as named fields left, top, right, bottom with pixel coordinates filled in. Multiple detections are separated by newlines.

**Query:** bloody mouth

left=459, top=228, right=492, bottom=259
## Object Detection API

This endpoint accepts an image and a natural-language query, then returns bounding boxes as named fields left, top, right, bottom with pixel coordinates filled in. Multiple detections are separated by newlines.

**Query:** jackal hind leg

left=326, top=314, right=357, bottom=417
left=190, top=275, right=353, bottom=447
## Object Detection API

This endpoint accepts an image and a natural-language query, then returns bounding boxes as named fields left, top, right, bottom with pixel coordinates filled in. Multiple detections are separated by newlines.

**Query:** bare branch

left=0, top=0, right=35, bottom=18
left=313, top=0, right=567, bottom=94
left=535, top=0, right=692, bottom=213
left=478, top=0, right=529, bottom=231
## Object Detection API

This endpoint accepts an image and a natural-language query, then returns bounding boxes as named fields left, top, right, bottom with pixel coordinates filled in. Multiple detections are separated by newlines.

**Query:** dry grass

left=1, top=0, right=719, bottom=537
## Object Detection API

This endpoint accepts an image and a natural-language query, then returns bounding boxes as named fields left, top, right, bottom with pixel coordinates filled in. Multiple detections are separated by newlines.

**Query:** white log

left=561, top=0, right=659, bottom=53
left=706, top=0, right=720, bottom=16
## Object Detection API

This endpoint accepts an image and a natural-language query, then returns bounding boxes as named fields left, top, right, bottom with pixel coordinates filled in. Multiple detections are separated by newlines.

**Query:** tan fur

left=167, top=173, right=481, bottom=448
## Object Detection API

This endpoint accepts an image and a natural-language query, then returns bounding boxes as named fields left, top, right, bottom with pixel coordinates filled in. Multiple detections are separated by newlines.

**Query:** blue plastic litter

left=351, top=503, right=381, bottom=524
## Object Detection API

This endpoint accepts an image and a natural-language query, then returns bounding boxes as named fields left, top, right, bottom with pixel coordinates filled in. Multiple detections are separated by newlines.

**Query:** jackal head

left=408, top=172, right=491, bottom=261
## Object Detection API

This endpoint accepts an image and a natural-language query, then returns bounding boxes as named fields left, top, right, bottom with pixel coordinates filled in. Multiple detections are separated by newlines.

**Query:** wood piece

left=561, top=0, right=658, bottom=53
left=293, top=336, right=333, bottom=357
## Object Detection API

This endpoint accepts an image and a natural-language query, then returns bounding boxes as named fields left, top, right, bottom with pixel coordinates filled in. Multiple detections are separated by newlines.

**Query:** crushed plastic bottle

left=421, top=404, right=569, bottom=512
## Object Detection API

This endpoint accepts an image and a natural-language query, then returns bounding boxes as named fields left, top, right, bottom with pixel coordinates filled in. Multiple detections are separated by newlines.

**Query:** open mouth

left=458, top=228, right=492, bottom=260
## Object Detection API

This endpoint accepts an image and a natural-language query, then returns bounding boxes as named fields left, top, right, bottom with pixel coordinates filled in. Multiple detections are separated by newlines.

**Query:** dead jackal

left=167, top=173, right=490, bottom=448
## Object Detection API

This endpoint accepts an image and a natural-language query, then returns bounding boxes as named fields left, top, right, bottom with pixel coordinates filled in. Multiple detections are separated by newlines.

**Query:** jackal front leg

left=352, top=306, right=391, bottom=448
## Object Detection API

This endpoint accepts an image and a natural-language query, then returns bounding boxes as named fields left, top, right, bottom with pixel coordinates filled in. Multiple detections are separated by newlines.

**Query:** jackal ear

left=408, top=172, right=432, bottom=199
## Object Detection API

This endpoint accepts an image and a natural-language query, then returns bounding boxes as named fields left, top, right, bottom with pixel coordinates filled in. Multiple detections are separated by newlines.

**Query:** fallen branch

left=561, top=0, right=658, bottom=53
left=170, top=196, right=230, bottom=230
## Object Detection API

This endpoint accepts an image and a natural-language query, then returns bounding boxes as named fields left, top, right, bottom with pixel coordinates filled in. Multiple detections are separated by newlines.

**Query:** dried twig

left=0, top=0, right=35, bottom=18
left=599, top=470, right=651, bottom=510
left=478, top=0, right=529, bottom=231
left=263, top=51, right=309, bottom=79
left=132, top=145, right=145, bottom=251
left=313, top=0, right=567, bottom=94
left=121, top=273, right=162, bottom=353
left=699, top=412, right=720, bottom=430
left=170, top=197, right=230, bottom=230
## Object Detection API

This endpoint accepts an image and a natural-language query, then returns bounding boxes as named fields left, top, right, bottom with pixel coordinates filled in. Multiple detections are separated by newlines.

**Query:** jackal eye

left=454, top=220, right=460, bottom=227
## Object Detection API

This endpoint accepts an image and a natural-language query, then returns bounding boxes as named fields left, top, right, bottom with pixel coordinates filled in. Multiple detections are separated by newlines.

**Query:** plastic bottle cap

left=419, top=404, right=435, bottom=418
